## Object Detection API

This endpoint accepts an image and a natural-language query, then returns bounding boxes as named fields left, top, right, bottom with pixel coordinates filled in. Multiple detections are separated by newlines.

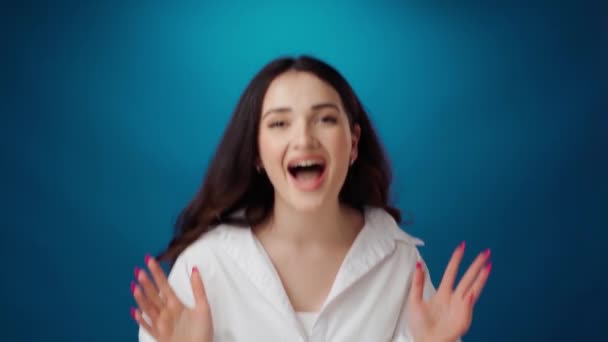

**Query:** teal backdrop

left=2, top=1, right=606, bottom=341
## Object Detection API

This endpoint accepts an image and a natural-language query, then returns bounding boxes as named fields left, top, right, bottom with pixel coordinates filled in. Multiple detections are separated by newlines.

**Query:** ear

left=351, top=124, right=361, bottom=162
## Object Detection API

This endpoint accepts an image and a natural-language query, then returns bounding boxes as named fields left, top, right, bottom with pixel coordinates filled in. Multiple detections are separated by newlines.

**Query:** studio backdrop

left=2, top=1, right=606, bottom=341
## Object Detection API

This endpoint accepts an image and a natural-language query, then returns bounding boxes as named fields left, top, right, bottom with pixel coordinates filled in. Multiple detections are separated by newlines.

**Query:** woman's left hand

left=406, top=242, right=492, bottom=342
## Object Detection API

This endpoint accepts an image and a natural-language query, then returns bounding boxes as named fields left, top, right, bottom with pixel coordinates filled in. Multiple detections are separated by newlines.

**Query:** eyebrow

left=262, top=102, right=340, bottom=119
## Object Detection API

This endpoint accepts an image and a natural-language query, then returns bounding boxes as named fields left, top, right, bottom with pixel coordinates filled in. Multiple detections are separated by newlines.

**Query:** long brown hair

left=156, top=55, right=402, bottom=265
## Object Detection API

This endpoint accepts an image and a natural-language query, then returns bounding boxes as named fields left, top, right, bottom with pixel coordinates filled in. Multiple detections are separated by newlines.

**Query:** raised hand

left=131, top=255, right=214, bottom=342
left=406, top=242, right=492, bottom=342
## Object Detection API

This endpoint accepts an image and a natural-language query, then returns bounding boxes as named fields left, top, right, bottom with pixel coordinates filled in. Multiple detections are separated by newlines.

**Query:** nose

left=291, top=120, right=319, bottom=150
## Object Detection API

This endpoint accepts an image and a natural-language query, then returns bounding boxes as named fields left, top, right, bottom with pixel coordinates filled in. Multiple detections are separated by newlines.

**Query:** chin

left=282, top=192, right=336, bottom=213
left=290, top=201, right=327, bottom=213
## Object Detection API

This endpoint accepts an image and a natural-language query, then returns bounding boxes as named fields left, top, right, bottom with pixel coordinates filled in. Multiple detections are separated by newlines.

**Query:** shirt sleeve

left=391, top=247, right=463, bottom=342
left=138, top=255, right=195, bottom=342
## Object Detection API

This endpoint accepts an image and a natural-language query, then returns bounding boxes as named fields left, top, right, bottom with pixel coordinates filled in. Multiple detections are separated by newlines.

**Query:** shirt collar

left=217, top=206, right=424, bottom=323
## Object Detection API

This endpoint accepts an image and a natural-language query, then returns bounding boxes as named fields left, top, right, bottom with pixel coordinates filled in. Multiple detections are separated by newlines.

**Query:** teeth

left=292, top=160, right=324, bottom=168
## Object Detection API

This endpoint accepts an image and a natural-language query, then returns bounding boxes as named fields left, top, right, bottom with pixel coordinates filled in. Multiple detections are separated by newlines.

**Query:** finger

left=467, top=261, right=492, bottom=305
left=132, top=281, right=159, bottom=323
left=438, top=241, right=466, bottom=294
left=131, top=307, right=157, bottom=338
left=135, top=267, right=164, bottom=310
left=455, top=248, right=491, bottom=299
left=146, top=254, right=179, bottom=303
left=191, top=266, right=210, bottom=310
left=156, top=308, right=174, bottom=337
left=409, top=260, right=425, bottom=307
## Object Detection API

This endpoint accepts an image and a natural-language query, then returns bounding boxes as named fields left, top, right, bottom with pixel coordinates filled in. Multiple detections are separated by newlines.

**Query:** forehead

left=262, top=71, right=342, bottom=111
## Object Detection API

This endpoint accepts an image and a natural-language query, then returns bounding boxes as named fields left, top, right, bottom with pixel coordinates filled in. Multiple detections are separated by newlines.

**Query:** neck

left=256, top=199, right=363, bottom=247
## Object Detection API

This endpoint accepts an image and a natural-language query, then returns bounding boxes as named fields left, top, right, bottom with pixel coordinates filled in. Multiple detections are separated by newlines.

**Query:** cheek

left=326, top=130, right=353, bottom=161
left=258, top=133, right=285, bottom=167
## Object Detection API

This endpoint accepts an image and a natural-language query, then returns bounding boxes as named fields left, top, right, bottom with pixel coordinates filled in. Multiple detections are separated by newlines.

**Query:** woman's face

left=258, top=71, right=360, bottom=212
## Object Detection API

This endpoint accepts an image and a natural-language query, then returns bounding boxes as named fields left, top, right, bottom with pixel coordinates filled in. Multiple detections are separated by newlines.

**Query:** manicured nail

left=192, top=266, right=199, bottom=274
left=416, top=261, right=422, bottom=270
left=134, top=267, right=141, bottom=279
left=130, top=307, right=137, bottom=320
left=459, top=241, right=466, bottom=250
left=486, top=261, right=493, bottom=273
left=145, top=254, right=151, bottom=265
left=131, top=281, right=137, bottom=294
left=484, top=248, right=491, bottom=257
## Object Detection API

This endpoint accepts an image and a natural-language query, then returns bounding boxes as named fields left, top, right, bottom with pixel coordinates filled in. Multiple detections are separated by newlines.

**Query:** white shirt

left=296, top=312, right=318, bottom=336
left=139, top=207, right=457, bottom=342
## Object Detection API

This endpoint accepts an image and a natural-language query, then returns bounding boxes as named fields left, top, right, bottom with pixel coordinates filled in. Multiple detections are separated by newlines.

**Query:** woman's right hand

left=131, top=255, right=214, bottom=342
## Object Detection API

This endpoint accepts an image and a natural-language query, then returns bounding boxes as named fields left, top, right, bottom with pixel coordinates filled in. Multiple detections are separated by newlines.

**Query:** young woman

left=130, top=56, right=492, bottom=342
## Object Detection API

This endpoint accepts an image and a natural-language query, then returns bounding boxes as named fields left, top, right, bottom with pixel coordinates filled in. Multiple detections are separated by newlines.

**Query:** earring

left=350, top=159, right=355, bottom=166
left=256, top=165, right=262, bottom=173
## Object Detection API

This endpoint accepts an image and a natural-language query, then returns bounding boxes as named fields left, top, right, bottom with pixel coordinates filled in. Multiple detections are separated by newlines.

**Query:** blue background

left=2, top=1, right=606, bottom=340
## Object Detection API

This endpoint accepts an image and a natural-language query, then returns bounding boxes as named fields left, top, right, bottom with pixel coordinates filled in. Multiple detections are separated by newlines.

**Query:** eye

left=268, top=120, right=287, bottom=128
left=320, top=115, right=338, bottom=124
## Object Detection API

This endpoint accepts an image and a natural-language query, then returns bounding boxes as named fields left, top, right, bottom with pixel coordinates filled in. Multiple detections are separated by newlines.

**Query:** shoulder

left=179, top=224, right=230, bottom=256
left=170, top=223, right=246, bottom=278
left=364, top=206, right=425, bottom=248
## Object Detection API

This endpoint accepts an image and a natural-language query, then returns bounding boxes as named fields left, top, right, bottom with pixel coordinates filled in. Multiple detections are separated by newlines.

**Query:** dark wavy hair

left=156, top=55, right=401, bottom=265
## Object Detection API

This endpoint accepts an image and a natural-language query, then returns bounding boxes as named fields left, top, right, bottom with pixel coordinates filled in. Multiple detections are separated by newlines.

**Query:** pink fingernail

left=459, top=241, right=466, bottom=250
left=486, top=261, right=493, bottom=273
left=130, top=307, right=137, bottom=320
left=192, top=266, right=199, bottom=273
left=145, top=254, right=151, bottom=264
left=484, top=248, right=491, bottom=257
left=134, top=267, right=141, bottom=279
left=131, top=281, right=137, bottom=294
left=416, top=261, right=421, bottom=270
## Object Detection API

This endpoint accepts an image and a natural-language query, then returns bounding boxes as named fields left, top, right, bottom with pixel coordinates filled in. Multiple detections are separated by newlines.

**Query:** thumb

left=409, top=260, right=425, bottom=307
left=190, top=266, right=209, bottom=311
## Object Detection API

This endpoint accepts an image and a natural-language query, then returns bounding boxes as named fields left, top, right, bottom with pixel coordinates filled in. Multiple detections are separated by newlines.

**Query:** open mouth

left=287, top=159, right=327, bottom=190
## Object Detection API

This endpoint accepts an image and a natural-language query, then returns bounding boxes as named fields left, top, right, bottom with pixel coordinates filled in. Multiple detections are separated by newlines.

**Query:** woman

left=130, top=55, right=492, bottom=342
